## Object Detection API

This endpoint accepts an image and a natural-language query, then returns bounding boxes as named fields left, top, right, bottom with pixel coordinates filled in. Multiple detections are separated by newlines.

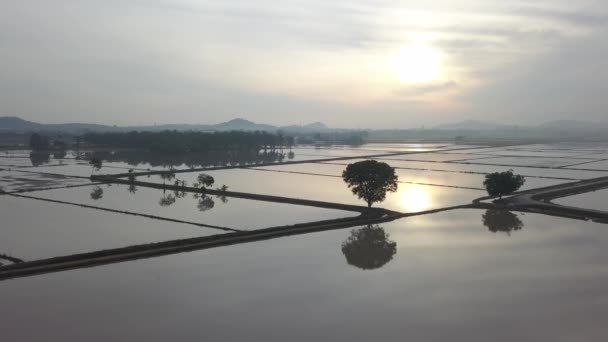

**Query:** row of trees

left=29, top=133, right=69, bottom=151
left=83, top=130, right=294, bottom=154
left=341, top=160, right=525, bottom=208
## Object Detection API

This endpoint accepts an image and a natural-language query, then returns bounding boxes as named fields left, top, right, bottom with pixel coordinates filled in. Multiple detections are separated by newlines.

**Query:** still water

left=24, top=184, right=356, bottom=230
left=553, top=189, right=608, bottom=212
left=141, top=168, right=483, bottom=213
left=1, top=209, right=607, bottom=341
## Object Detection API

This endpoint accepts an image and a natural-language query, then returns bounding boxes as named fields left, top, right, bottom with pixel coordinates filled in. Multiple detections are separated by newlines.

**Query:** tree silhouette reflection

left=82, top=149, right=292, bottom=170
left=53, top=150, right=67, bottom=159
left=215, top=184, right=229, bottom=204
left=29, top=152, right=50, bottom=167
left=90, top=186, right=104, bottom=200
left=197, top=195, right=215, bottom=212
left=341, top=224, right=397, bottom=270
left=159, top=193, right=176, bottom=207
left=482, top=209, right=524, bottom=235
left=127, top=183, right=138, bottom=194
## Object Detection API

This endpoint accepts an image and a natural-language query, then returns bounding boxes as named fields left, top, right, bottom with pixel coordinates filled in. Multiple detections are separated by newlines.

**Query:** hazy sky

left=2, top=0, right=608, bottom=128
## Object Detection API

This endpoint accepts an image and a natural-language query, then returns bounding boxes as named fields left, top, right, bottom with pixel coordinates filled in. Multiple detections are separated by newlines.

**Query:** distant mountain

left=213, top=118, right=276, bottom=132
left=434, top=119, right=608, bottom=135
left=0, top=116, right=119, bottom=133
left=0, top=116, right=332, bottom=134
left=538, top=120, right=608, bottom=131
left=0, top=116, right=44, bottom=131
left=280, top=122, right=329, bottom=132
left=434, top=120, right=509, bottom=130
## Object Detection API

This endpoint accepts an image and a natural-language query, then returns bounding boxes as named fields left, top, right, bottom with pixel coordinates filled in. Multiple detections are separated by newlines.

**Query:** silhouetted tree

left=342, top=160, right=398, bottom=208
left=29, top=133, right=50, bottom=151
left=127, top=169, right=136, bottom=183
left=90, top=186, right=104, bottom=200
left=194, top=173, right=214, bottom=189
left=89, top=157, right=103, bottom=175
left=288, top=151, right=295, bottom=160
left=159, top=168, right=176, bottom=186
left=53, top=150, right=67, bottom=159
left=482, top=209, right=524, bottom=235
left=53, top=140, right=67, bottom=150
left=172, top=179, right=188, bottom=198
left=483, top=170, right=525, bottom=200
left=215, top=184, right=229, bottom=203
left=82, top=130, right=287, bottom=154
left=74, top=136, right=82, bottom=157
left=341, top=225, right=397, bottom=270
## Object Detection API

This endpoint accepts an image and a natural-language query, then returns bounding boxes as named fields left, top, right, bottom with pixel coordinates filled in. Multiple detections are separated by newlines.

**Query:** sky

left=1, top=0, right=608, bottom=128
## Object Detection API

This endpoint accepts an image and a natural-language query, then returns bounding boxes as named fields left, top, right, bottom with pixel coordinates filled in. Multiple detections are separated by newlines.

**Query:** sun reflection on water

left=399, top=185, right=431, bottom=212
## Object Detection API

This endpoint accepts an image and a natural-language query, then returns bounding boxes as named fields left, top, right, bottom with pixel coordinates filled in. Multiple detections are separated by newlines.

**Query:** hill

left=0, top=116, right=333, bottom=134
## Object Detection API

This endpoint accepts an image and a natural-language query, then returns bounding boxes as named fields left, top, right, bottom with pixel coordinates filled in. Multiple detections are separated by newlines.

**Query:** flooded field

left=26, top=184, right=357, bottom=230
left=553, top=189, right=608, bottom=212
left=0, top=195, right=224, bottom=260
left=2, top=210, right=608, bottom=341
left=2, top=142, right=608, bottom=340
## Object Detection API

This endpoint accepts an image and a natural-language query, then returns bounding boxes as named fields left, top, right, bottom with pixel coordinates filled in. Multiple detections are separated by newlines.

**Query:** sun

left=393, top=43, right=442, bottom=83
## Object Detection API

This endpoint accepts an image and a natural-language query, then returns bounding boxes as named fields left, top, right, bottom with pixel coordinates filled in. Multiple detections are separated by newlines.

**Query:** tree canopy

left=82, top=130, right=291, bottom=154
left=195, top=173, right=215, bottom=188
left=29, top=133, right=50, bottom=151
left=483, top=170, right=525, bottom=199
left=342, top=160, right=398, bottom=208
left=341, top=225, right=397, bottom=270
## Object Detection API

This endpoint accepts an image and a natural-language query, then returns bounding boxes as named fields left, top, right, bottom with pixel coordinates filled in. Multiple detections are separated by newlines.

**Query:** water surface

left=2, top=210, right=607, bottom=341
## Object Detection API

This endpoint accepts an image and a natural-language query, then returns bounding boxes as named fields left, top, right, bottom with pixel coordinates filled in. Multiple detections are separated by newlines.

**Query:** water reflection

left=90, top=186, right=104, bottom=200
left=29, top=152, right=50, bottom=167
left=0, top=253, right=24, bottom=267
left=399, top=185, right=431, bottom=212
left=341, top=224, right=397, bottom=270
left=196, top=195, right=215, bottom=212
left=482, top=209, right=524, bottom=235
left=144, top=182, right=229, bottom=212
left=85, top=149, right=292, bottom=169
left=159, top=193, right=177, bottom=207
left=127, top=183, right=137, bottom=194
left=215, top=185, right=229, bottom=204
left=53, top=150, right=67, bottom=159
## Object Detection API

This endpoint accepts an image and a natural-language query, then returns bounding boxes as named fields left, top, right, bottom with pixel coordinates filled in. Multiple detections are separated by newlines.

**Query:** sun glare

left=393, top=43, right=443, bottom=83
left=399, top=185, right=431, bottom=212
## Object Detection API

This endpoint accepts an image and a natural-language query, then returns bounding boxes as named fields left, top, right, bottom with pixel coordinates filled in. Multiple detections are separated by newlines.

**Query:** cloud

left=506, top=5, right=608, bottom=27
left=1, top=0, right=608, bottom=127
left=464, top=26, right=608, bottom=123
left=395, top=81, right=458, bottom=97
